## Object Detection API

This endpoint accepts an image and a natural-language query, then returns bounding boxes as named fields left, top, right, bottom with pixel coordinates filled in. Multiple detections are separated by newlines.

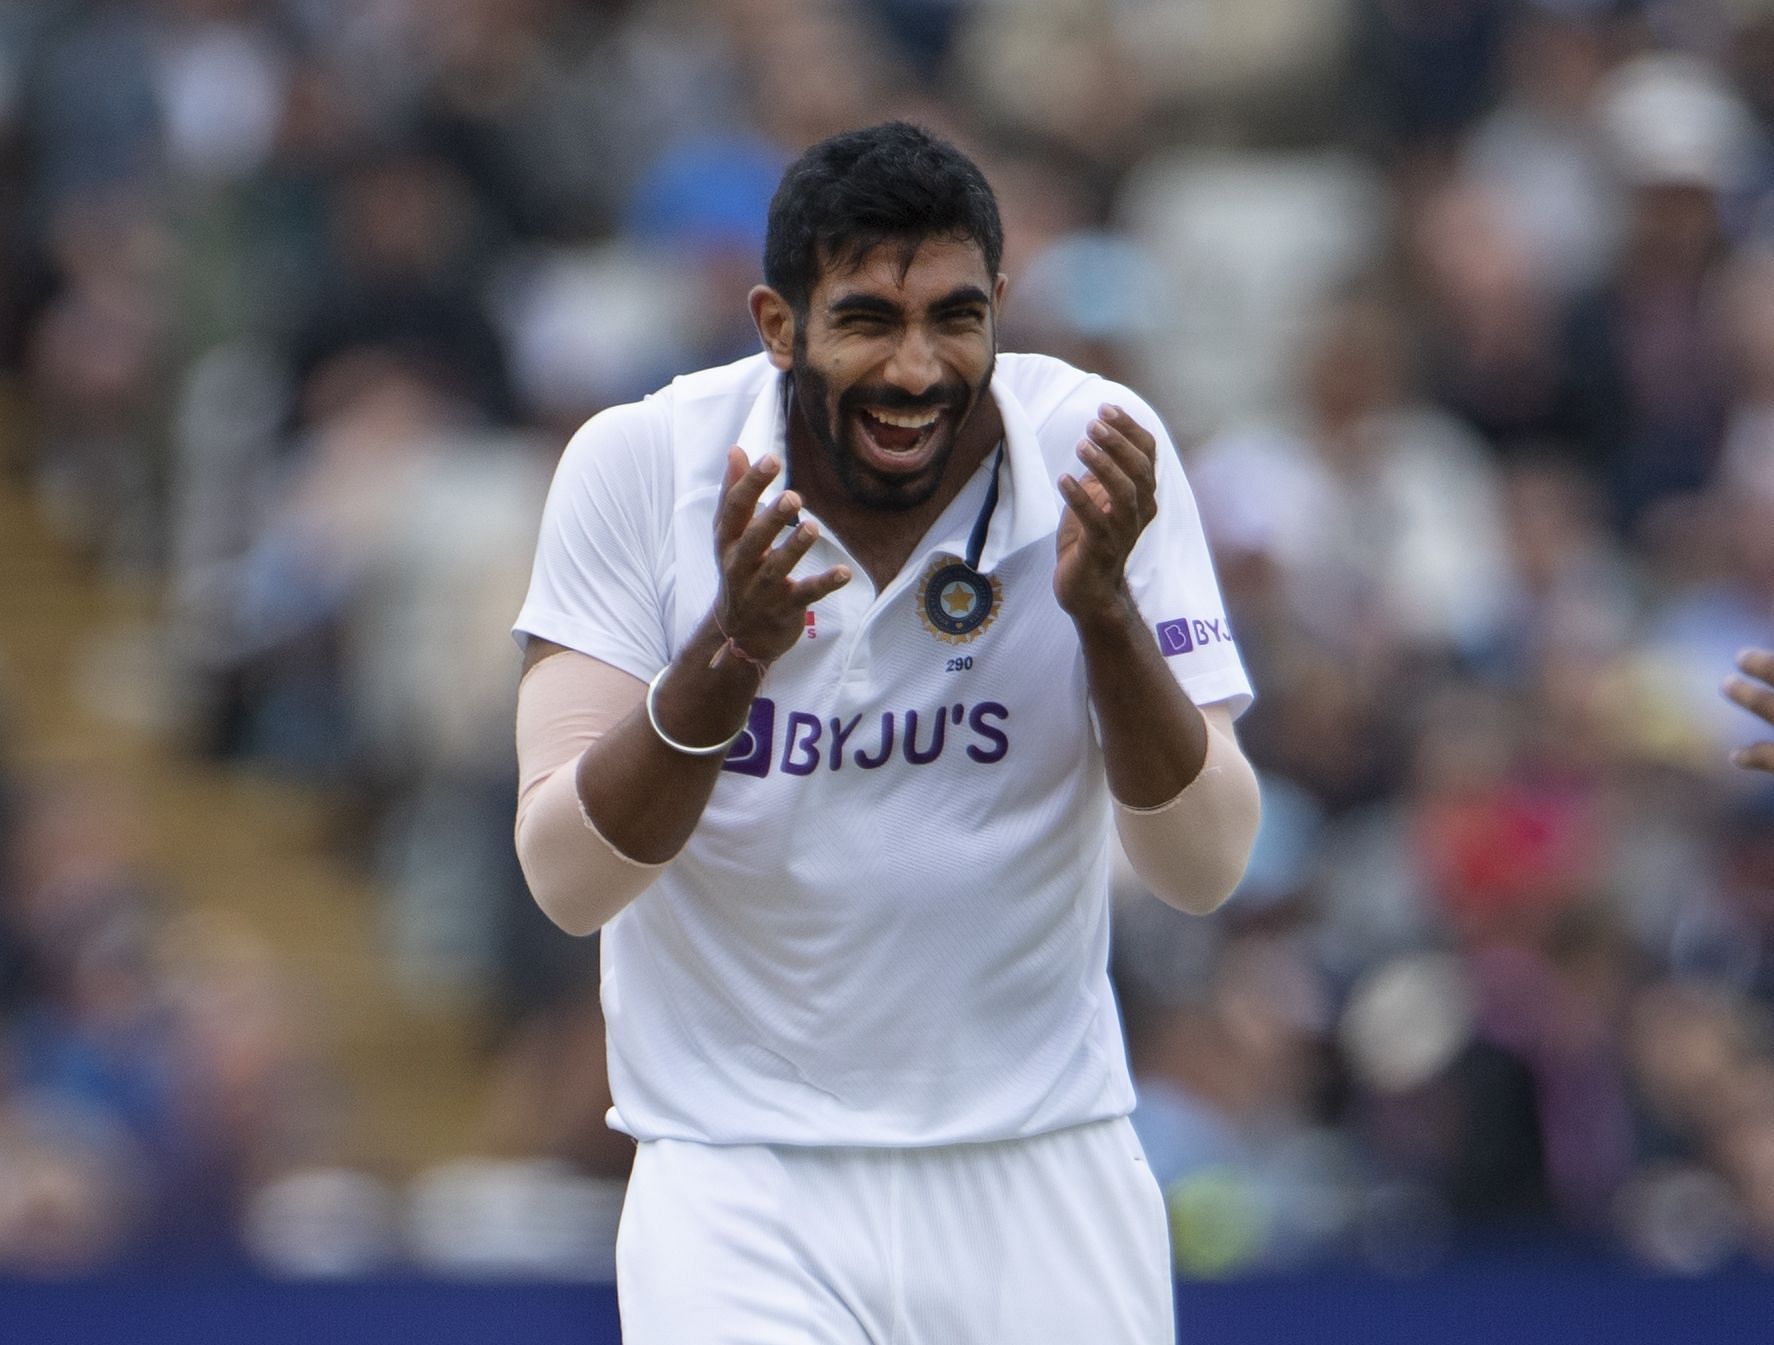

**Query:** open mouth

left=854, top=405, right=946, bottom=471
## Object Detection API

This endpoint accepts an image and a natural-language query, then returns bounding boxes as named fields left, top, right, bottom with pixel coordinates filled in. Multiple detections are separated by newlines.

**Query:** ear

left=993, top=273, right=1008, bottom=309
left=749, top=286, right=796, bottom=372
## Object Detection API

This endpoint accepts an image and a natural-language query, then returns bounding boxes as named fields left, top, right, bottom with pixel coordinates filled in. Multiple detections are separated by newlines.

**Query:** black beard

left=790, top=337, right=990, bottom=513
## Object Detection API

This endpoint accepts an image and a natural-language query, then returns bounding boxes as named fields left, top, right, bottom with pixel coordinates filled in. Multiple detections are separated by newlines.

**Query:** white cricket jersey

left=514, top=351, right=1251, bottom=1147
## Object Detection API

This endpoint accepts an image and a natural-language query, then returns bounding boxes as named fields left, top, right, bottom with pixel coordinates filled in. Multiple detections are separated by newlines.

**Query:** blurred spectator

left=946, top=0, right=1156, bottom=175
left=25, top=194, right=172, bottom=571
left=289, top=148, right=512, bottom=424
left=1191, top=290, right=1514, bottom=660
left=1464, top=7, right=1620, bottom=296
left=1405, top=175, right=1584, bottom=460
left=1350, top=0, right=1515, bottom=163
left=209, top=349, right=461, bottom=774
left=1341, top=950, right=1550, bottom=1228
left=1118, top=147, right=1384, bottom=437
left=1565, top=54, right=1764, bottom=526
left=0, top=769, right=346, bottom=1270
left=1004, top=230, right=1171, bottom=389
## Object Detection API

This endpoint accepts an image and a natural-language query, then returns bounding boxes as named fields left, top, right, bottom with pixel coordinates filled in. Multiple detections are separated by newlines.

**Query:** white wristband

left=645, top=668, right=746, bottom=757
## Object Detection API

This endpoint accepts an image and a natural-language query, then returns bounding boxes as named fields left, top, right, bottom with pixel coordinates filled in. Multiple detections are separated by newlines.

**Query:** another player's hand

left=712, top=448, right=851, bottom=665
left=1055, top=405, right=1158, bottom=621
left=1724, top=648, right=1774, bottom=774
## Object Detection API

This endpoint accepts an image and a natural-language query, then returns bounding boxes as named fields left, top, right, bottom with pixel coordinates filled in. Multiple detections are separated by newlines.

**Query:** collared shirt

left=515, top=351, right=1250, bottom=1146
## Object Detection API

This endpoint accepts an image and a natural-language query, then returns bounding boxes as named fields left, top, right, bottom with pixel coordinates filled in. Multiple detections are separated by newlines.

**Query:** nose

left=881, top=325, right=942, bottom=398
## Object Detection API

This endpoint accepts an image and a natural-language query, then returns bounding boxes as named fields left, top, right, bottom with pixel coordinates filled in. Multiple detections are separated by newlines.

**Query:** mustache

left=841, top=383, right=969, bottom=415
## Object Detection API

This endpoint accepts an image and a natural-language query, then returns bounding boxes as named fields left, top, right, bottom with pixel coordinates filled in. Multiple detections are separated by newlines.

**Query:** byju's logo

left=721, top=699, right=777, bottom=776
left=1157, top=616, right=1233, bottom=657
left=720, top=697, right=1010, bottom=778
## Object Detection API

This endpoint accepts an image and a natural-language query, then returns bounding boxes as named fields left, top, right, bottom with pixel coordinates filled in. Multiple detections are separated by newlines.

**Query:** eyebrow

left=826, top=285, right=992, bottom=318
left=931, top=286, right=992, bottom=312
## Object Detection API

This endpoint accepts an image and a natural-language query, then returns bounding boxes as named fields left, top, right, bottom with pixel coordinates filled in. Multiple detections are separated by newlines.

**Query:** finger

left=1101, top=403, right=1158, bottom=457
left=715, top=452, right=780, bottom=546
left=1060, top=472, right=1113, bottom=516
left=1724, top=674, right=1774, bottom=727
left=1088, top=411, right=1158, bottom=496
left=790, top=565, right=853, bottom=606
left=713, top=447, right=751, bottom=543
left=1087, top=424, right=1158, bottom=529
left=1058, top=474, right=1116, bottom=533
left=756, top=519, right=821, bottom=584
left=1737, top=648, right=1774, bottom=685
left=1732, top=740, right=1774, bottom=774
left=732, top=488, right=804, bottom=573
left=1078, top=435, right=1141, bottom=520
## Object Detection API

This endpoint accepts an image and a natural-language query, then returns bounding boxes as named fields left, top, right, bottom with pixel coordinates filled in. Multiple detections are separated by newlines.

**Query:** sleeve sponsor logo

left=1157, top=616, right=1233, bottom=658
left=721, top=699, right=1010, bottom=778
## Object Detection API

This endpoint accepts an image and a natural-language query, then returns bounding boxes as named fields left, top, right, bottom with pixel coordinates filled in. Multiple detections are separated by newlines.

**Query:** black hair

left=762, top=122, right=1004, bottom=314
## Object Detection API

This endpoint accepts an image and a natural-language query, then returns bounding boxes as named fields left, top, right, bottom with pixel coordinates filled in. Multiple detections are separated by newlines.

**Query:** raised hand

left=1055, top=405, right=1159, bottom=622
left=1725, top=648, right=1774, bottom=774
left=712, top=447, right=851, bottom=666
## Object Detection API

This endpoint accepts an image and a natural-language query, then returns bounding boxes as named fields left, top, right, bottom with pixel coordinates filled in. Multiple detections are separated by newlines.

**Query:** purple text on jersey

left=721, top=700, right=1010, bottom=778
left=1156, top=617, right=1232, bottom=657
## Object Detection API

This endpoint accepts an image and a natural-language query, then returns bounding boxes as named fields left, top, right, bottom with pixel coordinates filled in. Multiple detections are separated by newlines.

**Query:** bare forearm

left=1075, top=593, right=1211, bottom=808
left=575, top=617, right=763, bottom=863
left=1052, top=401, right=1257, bottom=909
left=575, top=447, right=847, bottom=860
left=1075, top=596, right=1260, bottom=914
left=514, top=626, right=767, bottom=933
left=516, top=448, right=849, bottom=931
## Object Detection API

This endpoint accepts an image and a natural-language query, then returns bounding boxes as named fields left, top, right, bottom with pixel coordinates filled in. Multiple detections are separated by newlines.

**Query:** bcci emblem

left=918, top=558, right=1001, bottom=644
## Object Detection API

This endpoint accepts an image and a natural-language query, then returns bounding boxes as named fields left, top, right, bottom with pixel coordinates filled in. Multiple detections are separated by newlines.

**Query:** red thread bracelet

left=709, top=617, right=769, bottom=673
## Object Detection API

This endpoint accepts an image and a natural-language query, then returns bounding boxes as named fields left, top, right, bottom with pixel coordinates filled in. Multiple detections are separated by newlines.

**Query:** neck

left=786, top=386, right=1004, bottom=592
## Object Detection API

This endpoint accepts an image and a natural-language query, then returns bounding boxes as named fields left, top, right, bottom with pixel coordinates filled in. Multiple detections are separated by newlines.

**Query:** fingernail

left=1731, top=749, right=1747, bottom=766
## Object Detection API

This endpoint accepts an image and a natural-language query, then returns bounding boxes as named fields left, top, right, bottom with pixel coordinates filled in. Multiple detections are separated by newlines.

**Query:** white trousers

left=616, top=1116, right=1175, bottom=1345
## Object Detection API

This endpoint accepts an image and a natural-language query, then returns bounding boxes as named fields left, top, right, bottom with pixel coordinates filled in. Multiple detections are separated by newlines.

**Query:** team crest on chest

left=918, top=557, right=1001, bottom=644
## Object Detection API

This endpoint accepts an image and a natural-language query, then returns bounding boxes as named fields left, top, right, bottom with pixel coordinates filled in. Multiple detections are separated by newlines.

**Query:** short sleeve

left=512, top=402, right=673, bottom=681
left=1115, top=390, right=1254, bottom=718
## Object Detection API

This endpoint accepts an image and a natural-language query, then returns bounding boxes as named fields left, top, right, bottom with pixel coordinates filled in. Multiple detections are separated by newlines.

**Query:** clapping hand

left=1055, top=405, right=1158, bottom=621
left=712, top=449, right=851, bottom=667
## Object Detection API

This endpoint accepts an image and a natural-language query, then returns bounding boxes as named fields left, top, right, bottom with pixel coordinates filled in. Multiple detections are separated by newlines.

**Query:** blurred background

left=2, top=0, right=1774, bottom=1321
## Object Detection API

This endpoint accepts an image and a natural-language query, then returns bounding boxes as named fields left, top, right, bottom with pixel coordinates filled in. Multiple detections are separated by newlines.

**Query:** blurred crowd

left=0, top=746, right=358, bottom=1273
left=2, top=0, right=1774, bottom=1281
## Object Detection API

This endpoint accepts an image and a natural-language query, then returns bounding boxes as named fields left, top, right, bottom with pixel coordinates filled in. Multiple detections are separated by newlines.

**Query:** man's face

left=791, top=236, right=1001, bottom=511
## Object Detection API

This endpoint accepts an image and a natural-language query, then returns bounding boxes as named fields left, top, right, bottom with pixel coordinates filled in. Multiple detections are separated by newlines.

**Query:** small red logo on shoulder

left=805, top=611, right=818, bottom=639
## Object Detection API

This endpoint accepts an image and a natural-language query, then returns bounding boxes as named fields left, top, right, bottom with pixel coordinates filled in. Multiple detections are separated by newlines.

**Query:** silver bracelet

left=645, top=667, right=746, bottom=757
